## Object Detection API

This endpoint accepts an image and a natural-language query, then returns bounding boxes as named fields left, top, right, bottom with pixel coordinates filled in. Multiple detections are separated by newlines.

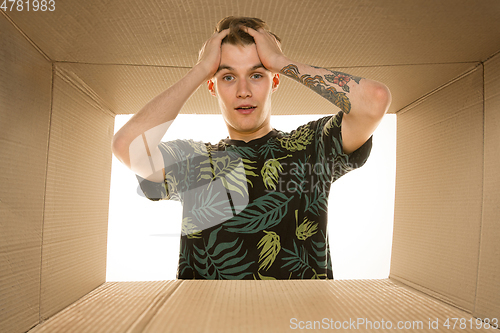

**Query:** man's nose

left=236, top=79, right=251, bottom=98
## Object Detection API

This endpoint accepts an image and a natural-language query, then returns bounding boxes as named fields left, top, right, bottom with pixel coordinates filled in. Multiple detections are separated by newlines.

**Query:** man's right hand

left=195, top=29, right=230, bottom=81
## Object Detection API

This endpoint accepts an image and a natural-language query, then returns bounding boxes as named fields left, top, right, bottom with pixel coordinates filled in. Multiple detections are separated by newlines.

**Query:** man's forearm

left=276, top=58, right=390, bottom=154
left=279, top=62, right=363, bottom=114
left=276, top=59, right=389, bottom=121
left=112, top=64, right=209, bottom=168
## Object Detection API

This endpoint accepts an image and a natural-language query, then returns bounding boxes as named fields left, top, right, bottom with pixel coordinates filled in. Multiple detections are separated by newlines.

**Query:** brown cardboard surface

left=28, top=280, right=495, bottom=333
left=474, top=53, right=500, bottom=320
left=57, top=62, right=476, bottom=115
left=6, top=1, right=500, bottom=67
left=5, top=1, right=500, bottom=115
left=391, top=68, right=484, bottom=312
left=38, top=68, right=115, bottom=320
left=0, top=13, right=52, bottom=333
left=28, top=281, right=181, bottom=333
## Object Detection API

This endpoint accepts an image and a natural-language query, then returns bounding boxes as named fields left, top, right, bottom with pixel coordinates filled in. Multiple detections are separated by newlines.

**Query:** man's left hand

left=240, top=26, right=289, bottom=73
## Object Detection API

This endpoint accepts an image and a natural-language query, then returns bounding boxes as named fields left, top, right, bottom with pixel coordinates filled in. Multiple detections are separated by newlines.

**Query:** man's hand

left=196, top=29, right=230, bottom=80
left=240, top=26, right=289, bottom=73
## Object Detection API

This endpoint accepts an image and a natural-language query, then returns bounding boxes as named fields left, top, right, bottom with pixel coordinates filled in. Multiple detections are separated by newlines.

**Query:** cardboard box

left=1, top=1, right=499, bottom=332
left=22, top=280, right=500, bottom=332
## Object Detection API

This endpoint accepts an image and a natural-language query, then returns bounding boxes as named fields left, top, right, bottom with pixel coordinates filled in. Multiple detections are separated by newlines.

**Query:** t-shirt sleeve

left=311, top=111, right=372, bottom=182
left=136, top=172, right=169, bottom=201
left=135, top=139, right=203, bottom=201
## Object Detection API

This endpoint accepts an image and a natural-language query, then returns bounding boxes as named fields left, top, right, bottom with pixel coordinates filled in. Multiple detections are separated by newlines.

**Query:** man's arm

left=241, top=27, right=391, bottom=154
left=112, top=29, right=229, bottom=182
left=278, top=63, right=391, bottom=154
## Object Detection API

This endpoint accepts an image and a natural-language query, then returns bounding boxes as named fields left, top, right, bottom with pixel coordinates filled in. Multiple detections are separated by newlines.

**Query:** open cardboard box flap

left=26, top=280, right=497, bottom=332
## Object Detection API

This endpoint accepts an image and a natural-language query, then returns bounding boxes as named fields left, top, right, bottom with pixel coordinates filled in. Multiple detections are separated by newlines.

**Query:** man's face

left=208, top=43, right=279, bottom=141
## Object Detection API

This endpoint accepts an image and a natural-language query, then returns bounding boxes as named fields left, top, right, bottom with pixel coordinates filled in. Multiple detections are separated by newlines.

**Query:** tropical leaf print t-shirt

left=136, top=111, right=372, bottom=280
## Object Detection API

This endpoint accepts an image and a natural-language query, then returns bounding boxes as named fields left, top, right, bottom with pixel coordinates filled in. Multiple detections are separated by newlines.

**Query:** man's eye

left=222, top=75, right=233, bottom=81
left=252, top=73, right=263, bottom=79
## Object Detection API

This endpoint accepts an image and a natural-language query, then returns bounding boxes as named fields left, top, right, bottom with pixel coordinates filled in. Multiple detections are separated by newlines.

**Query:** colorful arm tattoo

left=280, top=64, right=363, bottom=114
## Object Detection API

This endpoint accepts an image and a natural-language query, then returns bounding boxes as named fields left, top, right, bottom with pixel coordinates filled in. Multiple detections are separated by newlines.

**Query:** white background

left=106, top=113, right=396, bottom=281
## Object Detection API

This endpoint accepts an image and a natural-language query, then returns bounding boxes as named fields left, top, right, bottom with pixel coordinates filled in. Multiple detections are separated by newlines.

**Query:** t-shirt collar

left=223, top=129, right=279, bottom=146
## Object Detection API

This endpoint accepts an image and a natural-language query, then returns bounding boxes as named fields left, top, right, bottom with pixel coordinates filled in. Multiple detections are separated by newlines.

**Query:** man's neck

left=227, top=125, right=273, bottom=143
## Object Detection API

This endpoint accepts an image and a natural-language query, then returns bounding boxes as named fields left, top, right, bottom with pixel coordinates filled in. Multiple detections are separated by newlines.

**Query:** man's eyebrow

left=215, top=63, right=268, bottom=74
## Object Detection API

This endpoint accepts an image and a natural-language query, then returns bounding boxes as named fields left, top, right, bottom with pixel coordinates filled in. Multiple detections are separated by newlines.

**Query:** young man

left=112, top=17, right=391, bottom=280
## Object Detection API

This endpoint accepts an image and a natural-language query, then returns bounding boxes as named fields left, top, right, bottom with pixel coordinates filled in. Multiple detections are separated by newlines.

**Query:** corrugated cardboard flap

left=28, top=279, right=496, bottom=333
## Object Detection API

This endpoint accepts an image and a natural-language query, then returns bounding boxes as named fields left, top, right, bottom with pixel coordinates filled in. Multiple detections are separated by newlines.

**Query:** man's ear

left=207, top=79, right=217, bottom=97
left=271, top=73, right=280, bottom=93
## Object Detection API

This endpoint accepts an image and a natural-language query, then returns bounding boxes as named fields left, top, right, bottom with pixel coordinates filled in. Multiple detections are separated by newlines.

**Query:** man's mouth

left=235, top=105, right=256, bottom=114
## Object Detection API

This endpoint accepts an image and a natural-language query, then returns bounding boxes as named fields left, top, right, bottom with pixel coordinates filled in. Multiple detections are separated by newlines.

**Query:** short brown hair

left=214, top=16, right=281, bottom=46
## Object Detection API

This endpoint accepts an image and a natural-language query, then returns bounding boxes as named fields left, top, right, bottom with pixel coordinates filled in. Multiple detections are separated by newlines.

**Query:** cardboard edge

left=395, top=64, right=481, bottom=115
left=473, top=50, right=500, bottom=324
left=54, top=65, right=116, bottom=117
left=0, top=9, right=52, bottom=62
left=389, top=275, right=473, bottom=314
left=125, top=280, right=184, bottom=333
left=27, top=281, right=110, bottom=332
left=482, top=49, right=500, bottom=65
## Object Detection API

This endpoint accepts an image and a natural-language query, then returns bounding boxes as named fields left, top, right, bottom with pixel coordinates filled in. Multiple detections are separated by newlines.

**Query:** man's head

left=208, top=17, right=282, bottom=142
left=214, top=16, right=281, bottom=47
